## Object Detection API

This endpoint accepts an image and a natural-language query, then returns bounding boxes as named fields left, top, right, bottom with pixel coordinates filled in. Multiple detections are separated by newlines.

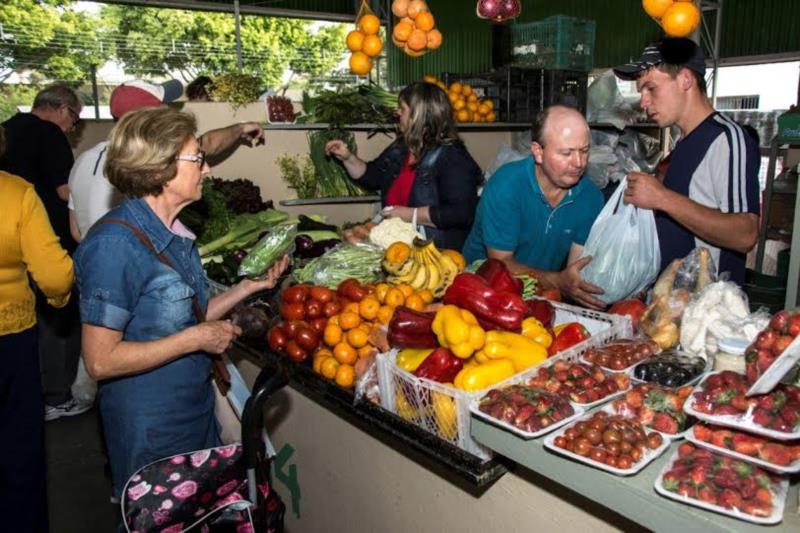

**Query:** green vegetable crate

left=510, top=15, right=596, bottom=71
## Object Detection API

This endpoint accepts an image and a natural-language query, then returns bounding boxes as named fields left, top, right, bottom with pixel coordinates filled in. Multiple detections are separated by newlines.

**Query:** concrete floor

left=45, top=408, right=118, bottom=533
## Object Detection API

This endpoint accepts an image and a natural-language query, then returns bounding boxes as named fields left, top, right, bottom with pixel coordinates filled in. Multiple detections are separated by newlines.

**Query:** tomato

left=323, top=301, right=341, bottom=318
left=590, top=448, right=607, bottom=464
left=602, top=429, right=621, bottom=445
left=304, top=299, right=323, bottom=319
left=310, top=317, right=328, bottom=334
left=573, top=437, right=591, bottom=457
left=538, top=288, right=561, bottom=301
left=295, top=326, right=320, bottom=352
left=616, top=455, right=633, bottom=469
left=647, top=432, right=664, bottom=450
left=281, top=303, right=306, bottom=321
left=310, top=286, right=335, bottom=303
left=337, top=278, right=360, bottom=299
left=584, top=428, right=602, bottom=446
left=267, top=326, right=286, bottom=352
left=282, top=285, right=311, bottom=304
left=282, top=320, right=306, bottom=339
left=344, top=284, right=368, bottom=303
left=284, top=340, right=308, bottom=363
left=553, top=436, right=568, bottom=449
left=608, top=299, right=647, bottom=332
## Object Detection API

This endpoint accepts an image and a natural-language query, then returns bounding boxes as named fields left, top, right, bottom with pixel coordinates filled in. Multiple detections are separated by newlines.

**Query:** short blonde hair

left=105, top=107, right=197, bottom=197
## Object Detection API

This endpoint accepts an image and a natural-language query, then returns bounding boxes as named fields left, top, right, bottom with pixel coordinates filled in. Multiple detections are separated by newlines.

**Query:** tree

left=101, top=5, right=347, bottom=89
left=0, top=1, right=348, bottom=91
left=0, top=0, right=112, bottom=83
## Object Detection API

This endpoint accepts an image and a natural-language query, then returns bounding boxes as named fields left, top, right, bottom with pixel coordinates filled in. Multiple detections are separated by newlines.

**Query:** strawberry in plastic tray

left=655, top=442, right=789, bottom=524
left=524, top=360, right=630, bottom=407
left=608, top=383, right=693, bottom=437
left=689, top=423, right=800, bottom=473
left=474, top=384, right=578, bottom=437
left=686, top=371, right=800, bottom=439
left=745, top=309, right=800, bottom=393
left=581, top=338, right=660, bottom=372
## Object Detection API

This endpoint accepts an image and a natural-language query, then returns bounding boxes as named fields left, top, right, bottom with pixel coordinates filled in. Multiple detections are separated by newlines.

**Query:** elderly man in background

left=0, top=84, right=88, bottom=421
left=462, top=105, right=606, bottom=309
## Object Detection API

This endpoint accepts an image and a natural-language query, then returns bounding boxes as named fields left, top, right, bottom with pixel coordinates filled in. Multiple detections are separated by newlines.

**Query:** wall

left=71, top=101, right=515, bottom=226
left=232, top=355, right=628, bottom=533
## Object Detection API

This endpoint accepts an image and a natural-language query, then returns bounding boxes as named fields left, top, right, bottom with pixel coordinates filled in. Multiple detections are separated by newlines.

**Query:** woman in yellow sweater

left=0, top=124, right=73, bottom=533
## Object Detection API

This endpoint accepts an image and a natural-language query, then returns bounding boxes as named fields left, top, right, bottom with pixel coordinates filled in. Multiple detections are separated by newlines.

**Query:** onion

left=500, top=0, right=521, bottom=18
left=476, top=0, right=502, bottom=19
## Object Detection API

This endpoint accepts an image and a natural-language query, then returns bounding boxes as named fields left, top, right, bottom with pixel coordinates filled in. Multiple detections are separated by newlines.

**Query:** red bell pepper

left=387, top=306, right=439, bottom=348
left=413, top=347, right=464, bottom=383
left=525, top=298, right=555, bottom=329
left=443, top=273, right=527, bottom=332
left=548, top=322, right=590, bottom=356
left=476, top=258, right=523, bottom=296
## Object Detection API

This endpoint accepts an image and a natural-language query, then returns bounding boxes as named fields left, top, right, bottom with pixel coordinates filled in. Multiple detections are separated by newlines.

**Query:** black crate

left=442, top=67, right=587, bottom=123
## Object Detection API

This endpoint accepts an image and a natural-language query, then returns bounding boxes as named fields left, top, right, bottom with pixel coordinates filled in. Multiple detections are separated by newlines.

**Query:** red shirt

left=385, top=152, right=416, bottom=207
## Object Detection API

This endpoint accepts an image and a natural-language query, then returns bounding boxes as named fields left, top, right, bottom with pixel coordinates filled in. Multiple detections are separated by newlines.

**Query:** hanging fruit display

left=348, top=1, right=384, bottom=76
left=391, top=0, right=443, bottom=57
left=422, top=75, right=497, bottom=123
left=642, top=0, right=701, bottom=38
left=476, top=0, right=522, bottom=23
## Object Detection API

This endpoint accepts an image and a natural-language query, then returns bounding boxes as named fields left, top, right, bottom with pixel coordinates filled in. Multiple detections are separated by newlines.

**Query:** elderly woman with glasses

left=73, top=107, right=289, bottom=501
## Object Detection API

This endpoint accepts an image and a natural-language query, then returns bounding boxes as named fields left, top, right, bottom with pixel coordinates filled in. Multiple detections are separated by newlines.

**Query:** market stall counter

left=228, top=340, right=646, bottom=532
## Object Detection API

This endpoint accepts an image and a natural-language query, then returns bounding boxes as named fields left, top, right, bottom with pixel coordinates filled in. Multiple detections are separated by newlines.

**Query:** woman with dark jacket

left=325, top=81, right=483, bottom=250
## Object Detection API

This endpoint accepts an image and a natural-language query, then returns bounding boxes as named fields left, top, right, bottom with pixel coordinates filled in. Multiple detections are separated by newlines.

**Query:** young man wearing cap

left=614, top=37, right=760, bottom=286
left=68, top=79, right=265, bottom=242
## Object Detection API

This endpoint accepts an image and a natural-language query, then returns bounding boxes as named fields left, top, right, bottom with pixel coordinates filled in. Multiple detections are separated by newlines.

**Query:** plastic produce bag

left=238, top=224, right=296, bottom=277
left=292, top=242, right=384, bottom=288
left=579, top=177, right=660, bottom=304
left=640, top=247, right=718, bottom=350
left=679, top=281, right=751, bottom=359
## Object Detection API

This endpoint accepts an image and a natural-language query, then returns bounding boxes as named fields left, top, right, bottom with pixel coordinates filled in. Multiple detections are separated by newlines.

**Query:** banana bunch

left=383, top=239, right=461, bottom=297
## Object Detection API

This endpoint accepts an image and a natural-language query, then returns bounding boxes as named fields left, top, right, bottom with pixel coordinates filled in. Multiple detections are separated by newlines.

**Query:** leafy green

left=307, top=129, right=369, bottom=197
left=277, top=153, right=318, bottom=199
left=198, top=209, right=289, bottom=257
left=299, top=83, right=398, bottom=126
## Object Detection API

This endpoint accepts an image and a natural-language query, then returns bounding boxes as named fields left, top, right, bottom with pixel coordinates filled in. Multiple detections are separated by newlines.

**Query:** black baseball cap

left=614, top=37, right=706, bottom=81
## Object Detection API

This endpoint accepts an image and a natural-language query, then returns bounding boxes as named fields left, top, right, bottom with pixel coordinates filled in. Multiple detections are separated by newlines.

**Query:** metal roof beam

left=97, top=0, right=354, bottom=21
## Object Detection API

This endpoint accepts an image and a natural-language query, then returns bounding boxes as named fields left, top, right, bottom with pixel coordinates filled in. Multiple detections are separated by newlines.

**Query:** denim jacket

left=74, top=197, right=218, bottom=497
left=360, top=138, right=483, bottom=250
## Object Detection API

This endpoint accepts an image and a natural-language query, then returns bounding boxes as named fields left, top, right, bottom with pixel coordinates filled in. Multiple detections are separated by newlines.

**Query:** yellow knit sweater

left=0, top=171, right=74, bottom=335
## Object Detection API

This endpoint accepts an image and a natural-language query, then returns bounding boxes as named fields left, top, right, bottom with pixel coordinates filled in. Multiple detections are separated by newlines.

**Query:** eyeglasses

left=175, top=150, right=206, bottom=168
left=66, top=106, right=81, bottom=127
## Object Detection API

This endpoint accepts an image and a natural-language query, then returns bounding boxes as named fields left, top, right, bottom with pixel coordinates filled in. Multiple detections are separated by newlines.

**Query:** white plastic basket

left=376, top=301, right=633, bottom=460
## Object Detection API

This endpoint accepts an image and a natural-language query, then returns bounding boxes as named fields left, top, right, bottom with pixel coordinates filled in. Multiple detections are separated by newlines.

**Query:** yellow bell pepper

left=395, top=388, right=418, bottom=421
left=396, top=348, right=434, bottom=372
left=521, top=317, right=553, bottom=349
left=432, top=305, right=486, bottom=359
left=453, top=359, right=515, bottom=391
left=431, top=391, right=457, bottom=440
left=478, top=330, right=548, bottom=372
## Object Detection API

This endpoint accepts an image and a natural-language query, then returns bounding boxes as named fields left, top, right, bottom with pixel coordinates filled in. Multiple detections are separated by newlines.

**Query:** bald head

left=532, top=105, right=589, bottom=147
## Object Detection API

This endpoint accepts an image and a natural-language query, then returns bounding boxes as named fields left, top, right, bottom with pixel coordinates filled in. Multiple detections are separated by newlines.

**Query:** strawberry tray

left=685, top=425, right=800, bottom=474
left=470, top=395, right=585, bottom=440
left=654, top=447, right=790, bottom=525
left=684, top=371, right=800, bottom=441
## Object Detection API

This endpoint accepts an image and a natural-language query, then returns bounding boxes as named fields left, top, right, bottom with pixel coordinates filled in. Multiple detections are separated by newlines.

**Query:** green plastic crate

left=510, top=15, right=596, bottom=71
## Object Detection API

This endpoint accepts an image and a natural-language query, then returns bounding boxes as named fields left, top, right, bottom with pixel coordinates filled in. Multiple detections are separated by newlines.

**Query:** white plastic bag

left=579, top=177, right=660, bottom=304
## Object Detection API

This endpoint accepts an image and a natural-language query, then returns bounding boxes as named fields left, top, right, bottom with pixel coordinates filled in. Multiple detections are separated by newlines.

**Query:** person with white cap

left=68, top=79, right=265, bottom=243
left=614, top=37, right=760, bottom=286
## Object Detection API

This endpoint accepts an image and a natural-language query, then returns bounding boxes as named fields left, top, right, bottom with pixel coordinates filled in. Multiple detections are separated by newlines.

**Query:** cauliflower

left=368, top=218, right=421, bottom=249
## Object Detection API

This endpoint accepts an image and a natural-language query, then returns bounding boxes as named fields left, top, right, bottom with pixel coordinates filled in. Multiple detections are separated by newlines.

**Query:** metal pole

left=90, top=64, right=100, bottom=119
left=234, top=0, right=243, bottom=72
left=710, top=0, right=723, bottom=106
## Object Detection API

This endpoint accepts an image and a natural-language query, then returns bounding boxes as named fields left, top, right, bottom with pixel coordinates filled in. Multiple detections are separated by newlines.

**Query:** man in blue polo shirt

left=463, top=105, right=606, bottom=308
left=615, top=38, right=759, bottom=286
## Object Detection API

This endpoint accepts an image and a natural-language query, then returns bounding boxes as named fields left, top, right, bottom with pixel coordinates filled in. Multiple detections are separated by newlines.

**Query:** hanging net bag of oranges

left=347, top=0, right=384, bottom=76
left=390, top=0, right=443, bottom=57
left=643, top=0, right=701, bottom=38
